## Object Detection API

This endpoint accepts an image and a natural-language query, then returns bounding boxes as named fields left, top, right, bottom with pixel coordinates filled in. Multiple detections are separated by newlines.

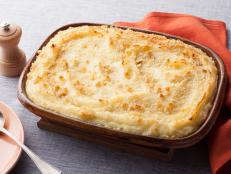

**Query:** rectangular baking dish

left=17, top=23, right=227, bottom=151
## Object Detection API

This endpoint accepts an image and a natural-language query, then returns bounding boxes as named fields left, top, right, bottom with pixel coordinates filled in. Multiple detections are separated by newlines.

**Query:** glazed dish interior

left=25, top=25, right=218, bottom=139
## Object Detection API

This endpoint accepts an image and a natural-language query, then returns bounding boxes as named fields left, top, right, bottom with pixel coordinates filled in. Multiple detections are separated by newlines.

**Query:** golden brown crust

left=26, top=26, right=218, bottom=139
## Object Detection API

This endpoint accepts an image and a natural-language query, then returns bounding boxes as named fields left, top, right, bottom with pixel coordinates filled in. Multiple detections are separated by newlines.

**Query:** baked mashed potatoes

left=26, top=26, right=217, bottom=139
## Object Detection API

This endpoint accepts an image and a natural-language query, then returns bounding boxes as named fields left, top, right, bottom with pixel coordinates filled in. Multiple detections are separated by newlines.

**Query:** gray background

left=0, top=0, right=230, bottom=173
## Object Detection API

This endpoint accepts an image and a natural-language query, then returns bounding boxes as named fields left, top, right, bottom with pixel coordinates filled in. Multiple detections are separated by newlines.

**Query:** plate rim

left=0, top=102, right=24, bottom=174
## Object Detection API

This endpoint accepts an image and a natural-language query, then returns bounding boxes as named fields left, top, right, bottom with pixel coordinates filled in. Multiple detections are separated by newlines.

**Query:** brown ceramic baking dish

left=17, top=23, right=227, bottom=159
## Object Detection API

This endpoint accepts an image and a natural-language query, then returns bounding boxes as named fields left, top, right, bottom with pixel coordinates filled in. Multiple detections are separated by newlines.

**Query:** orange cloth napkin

left=115, top=12, right=231, bottom=174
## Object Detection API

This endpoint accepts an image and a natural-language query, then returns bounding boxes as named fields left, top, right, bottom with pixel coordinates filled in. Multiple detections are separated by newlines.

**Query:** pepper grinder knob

left=0, top=21, right=26, bottom=77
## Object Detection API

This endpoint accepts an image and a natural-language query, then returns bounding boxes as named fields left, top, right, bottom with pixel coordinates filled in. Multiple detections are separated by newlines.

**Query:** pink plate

left=0, top=101, right=24, bottom=174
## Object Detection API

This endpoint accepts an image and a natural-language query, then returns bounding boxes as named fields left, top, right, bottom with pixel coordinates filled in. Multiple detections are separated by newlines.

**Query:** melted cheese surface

left=26, top=26, right=217, bottom=138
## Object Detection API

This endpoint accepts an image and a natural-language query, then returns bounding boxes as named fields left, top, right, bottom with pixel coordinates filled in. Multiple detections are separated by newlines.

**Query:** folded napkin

left=115, top=12, right=231, bottom=174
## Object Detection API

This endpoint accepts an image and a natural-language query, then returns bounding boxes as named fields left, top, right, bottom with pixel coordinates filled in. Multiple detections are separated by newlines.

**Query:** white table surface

left=0, top=0, right=230, bottom=173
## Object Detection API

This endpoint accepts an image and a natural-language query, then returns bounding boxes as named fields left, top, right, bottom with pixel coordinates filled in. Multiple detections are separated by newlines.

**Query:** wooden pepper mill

left=0, top=21, right=26, bottom=77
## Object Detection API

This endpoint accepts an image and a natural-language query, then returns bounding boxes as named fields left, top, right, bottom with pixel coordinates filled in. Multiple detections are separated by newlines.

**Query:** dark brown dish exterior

left=17, top=23, right=227, bottom=150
